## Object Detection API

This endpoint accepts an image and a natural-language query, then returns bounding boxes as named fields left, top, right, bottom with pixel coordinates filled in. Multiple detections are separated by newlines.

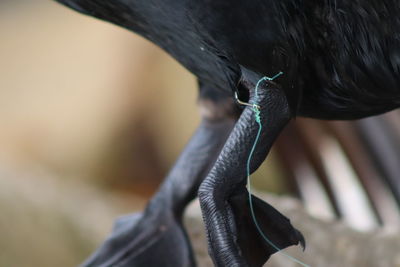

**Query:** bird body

left=299, top=0, right=400, bottom=119
left=54, top=0, right=400, bottom=266
left=61, top=0, right=400, bottom=119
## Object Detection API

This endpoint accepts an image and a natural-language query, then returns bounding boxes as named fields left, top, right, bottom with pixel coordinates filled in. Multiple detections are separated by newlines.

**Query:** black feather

left=56, top=0, right=399, bottom=119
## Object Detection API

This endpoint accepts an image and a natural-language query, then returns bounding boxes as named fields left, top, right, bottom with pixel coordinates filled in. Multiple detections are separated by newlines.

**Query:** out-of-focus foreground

left=0, top=1, right=399, bottom=267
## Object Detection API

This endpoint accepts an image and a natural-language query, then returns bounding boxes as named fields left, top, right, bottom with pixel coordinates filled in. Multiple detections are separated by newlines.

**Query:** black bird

left=54, top=1, right=400, bottom=266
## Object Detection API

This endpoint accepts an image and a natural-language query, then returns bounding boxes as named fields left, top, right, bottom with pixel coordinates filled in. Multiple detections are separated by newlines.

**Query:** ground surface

left=185, top=196, right=400, bottom=267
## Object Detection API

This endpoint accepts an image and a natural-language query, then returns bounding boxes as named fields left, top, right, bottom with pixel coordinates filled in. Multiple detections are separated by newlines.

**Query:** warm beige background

left=0, top=0, right=200, bottom=186
left=0, top=1, right=198, bottom=266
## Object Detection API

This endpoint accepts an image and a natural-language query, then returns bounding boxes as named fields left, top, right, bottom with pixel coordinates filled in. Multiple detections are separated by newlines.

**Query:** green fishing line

left=246, top=73, right=311, bottom=267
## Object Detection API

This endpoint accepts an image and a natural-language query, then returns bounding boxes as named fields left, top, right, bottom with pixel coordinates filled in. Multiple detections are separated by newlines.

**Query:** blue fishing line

left=246, top=73, right=311, bottom=267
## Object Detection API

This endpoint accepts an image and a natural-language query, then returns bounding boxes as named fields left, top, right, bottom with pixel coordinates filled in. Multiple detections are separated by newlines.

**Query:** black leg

left=81, top=87, right=238, bottom=267
left=198, top=81, right=304, bottom=267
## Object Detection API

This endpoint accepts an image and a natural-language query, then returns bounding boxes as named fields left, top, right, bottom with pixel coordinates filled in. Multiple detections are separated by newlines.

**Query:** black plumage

left=58, top=0, right=400, bottom=118
left=54, top=0, right=400, bottom=266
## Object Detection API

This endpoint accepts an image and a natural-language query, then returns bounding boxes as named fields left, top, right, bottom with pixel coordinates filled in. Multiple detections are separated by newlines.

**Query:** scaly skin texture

left=198, top=80, right=302, bottom=267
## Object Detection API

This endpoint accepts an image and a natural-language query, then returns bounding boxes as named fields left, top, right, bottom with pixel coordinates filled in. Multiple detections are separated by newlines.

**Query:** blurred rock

left=185, top=195, right=400, bottom=267
left=0, top=166, right=144, bottom=267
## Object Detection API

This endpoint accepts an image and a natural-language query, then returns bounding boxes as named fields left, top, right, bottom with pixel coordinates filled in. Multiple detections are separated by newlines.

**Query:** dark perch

left=54, top=1, right=400, bottom=266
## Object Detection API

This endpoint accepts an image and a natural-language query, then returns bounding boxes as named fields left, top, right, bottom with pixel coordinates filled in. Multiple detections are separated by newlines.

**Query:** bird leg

left=198, top=80, right=305, bottom=267
left=81, top=87, right=237, bottom=267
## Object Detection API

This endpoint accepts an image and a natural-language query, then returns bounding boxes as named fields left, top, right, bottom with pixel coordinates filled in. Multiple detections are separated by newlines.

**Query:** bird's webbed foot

left=81, top=86, right=237, bottom=267
left=81, top=211, right=195, bottom=267
left=199, top=78, right=304, bottom=267
left=229, top=190, right=305, bottom=266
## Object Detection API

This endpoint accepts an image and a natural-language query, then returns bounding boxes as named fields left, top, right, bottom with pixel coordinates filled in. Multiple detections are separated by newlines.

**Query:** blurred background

left=0, top=1, right=399, bottom=267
